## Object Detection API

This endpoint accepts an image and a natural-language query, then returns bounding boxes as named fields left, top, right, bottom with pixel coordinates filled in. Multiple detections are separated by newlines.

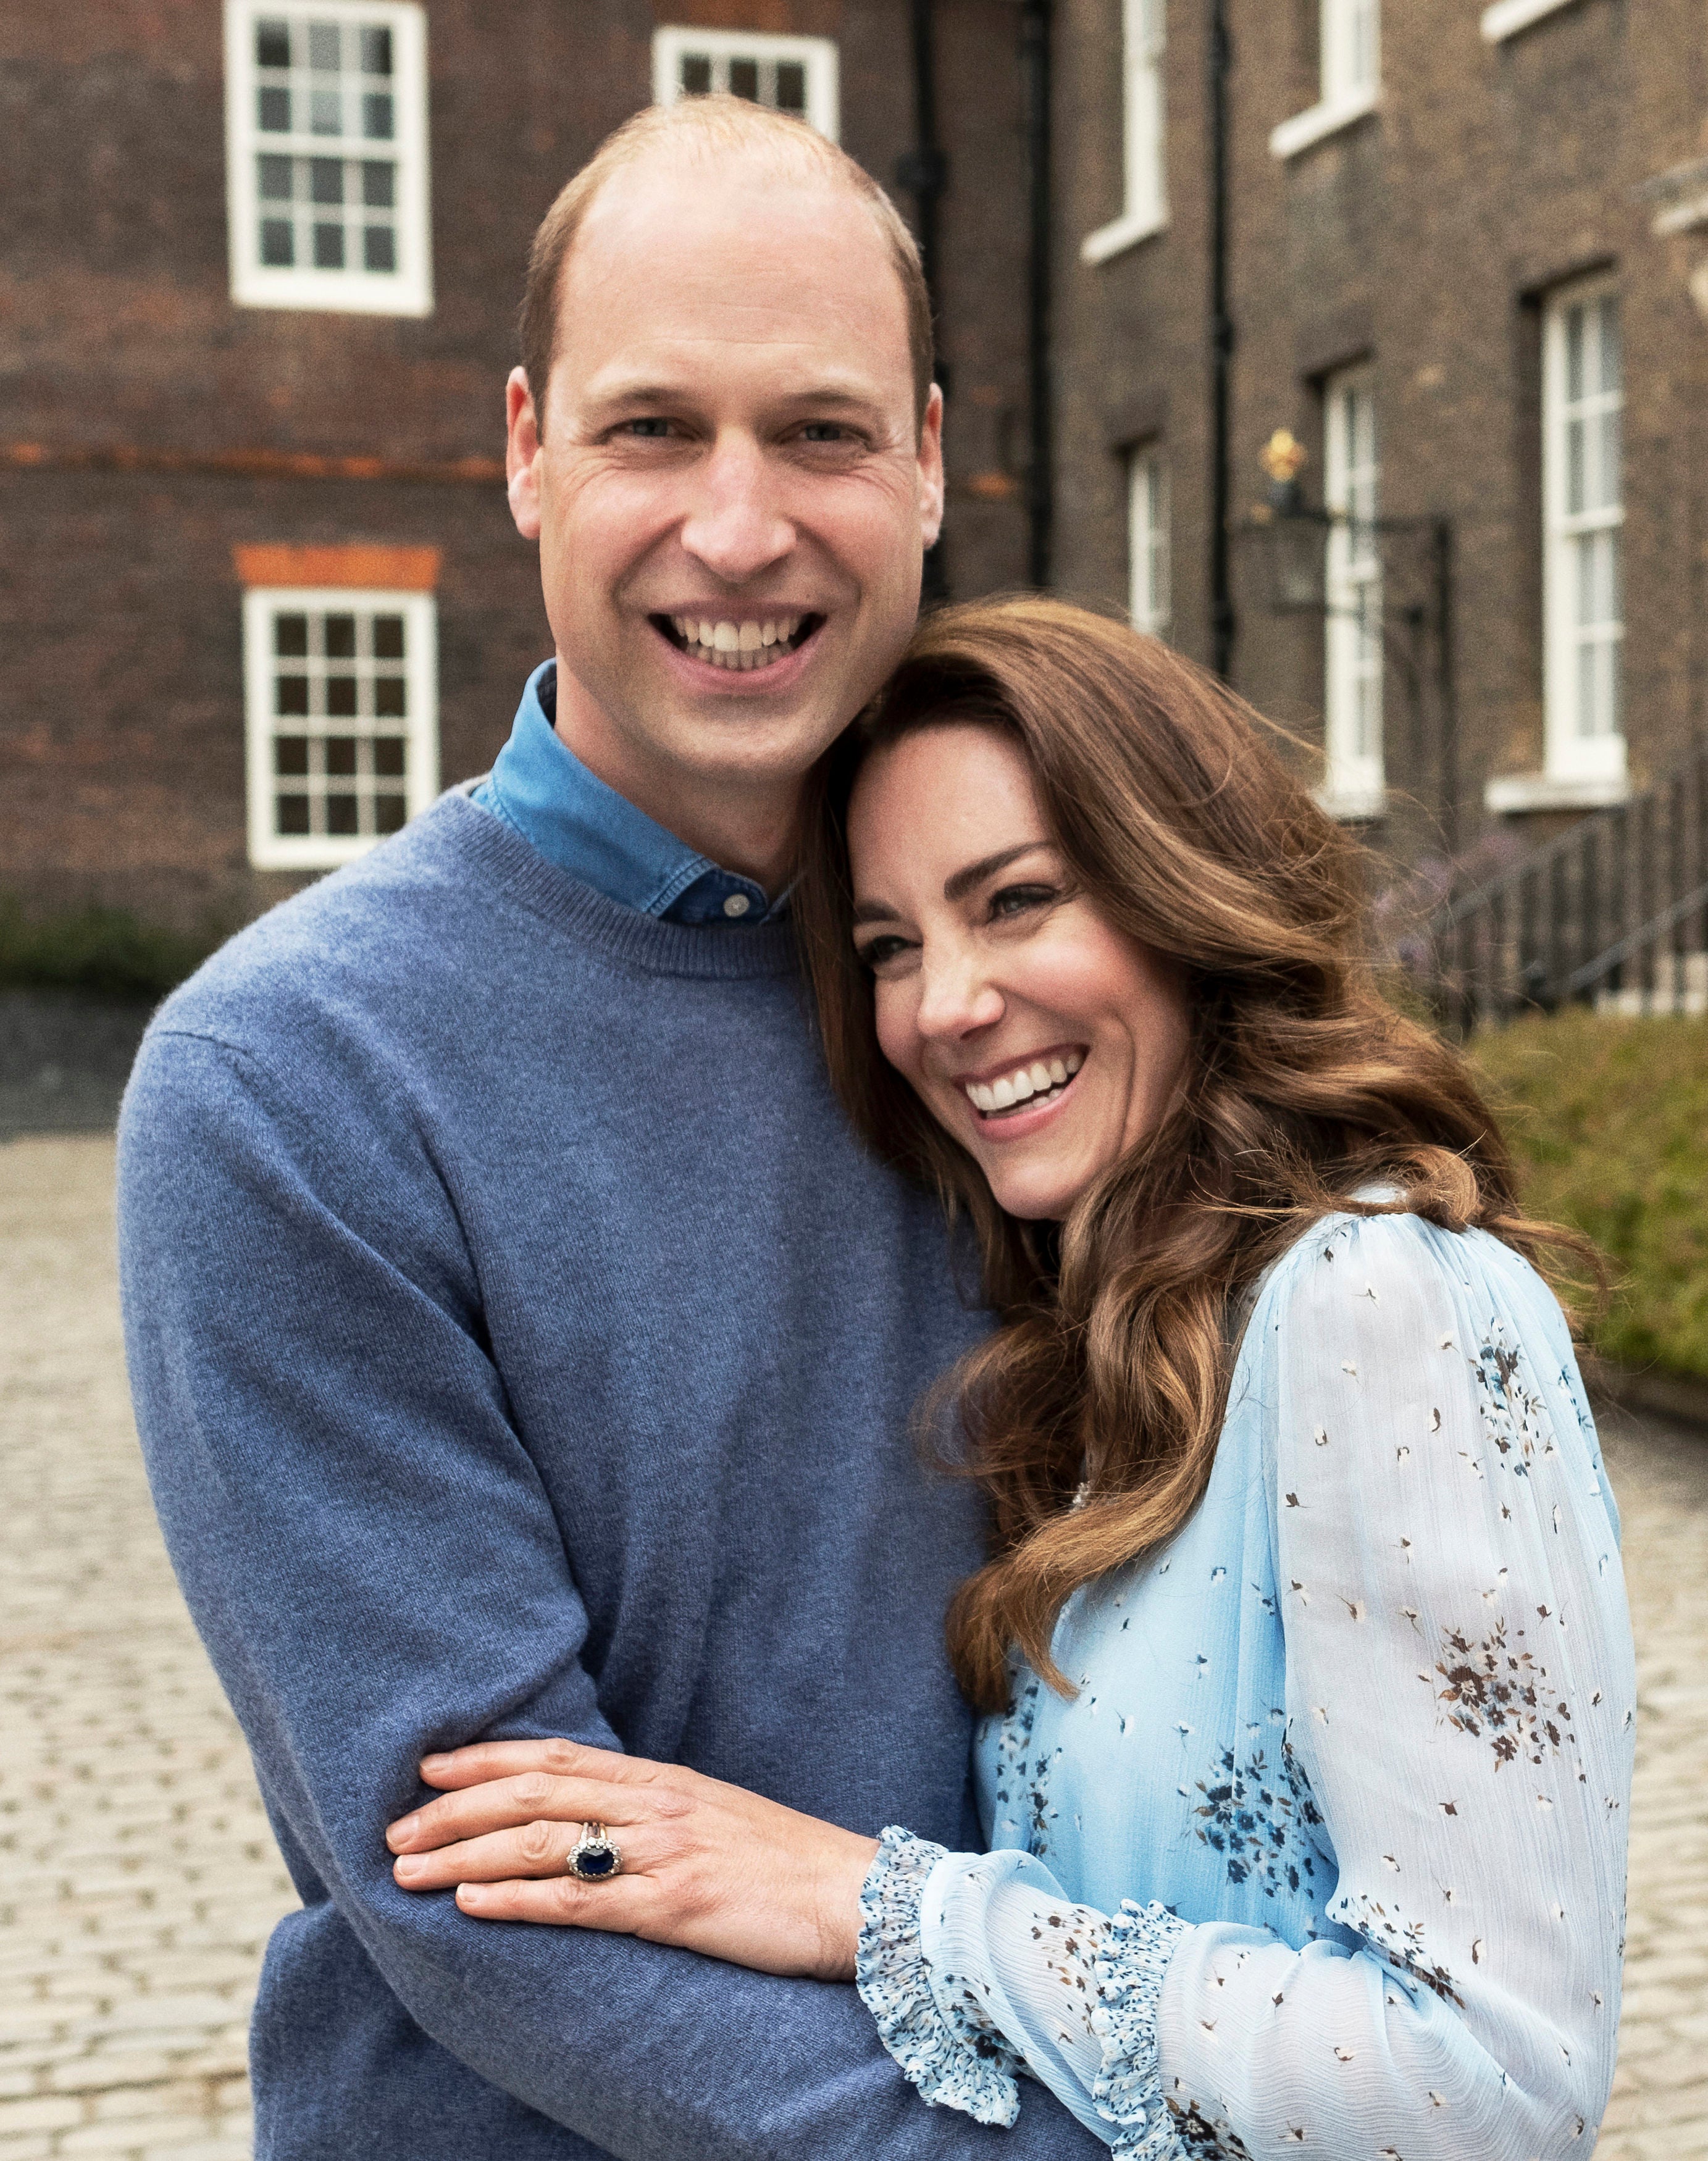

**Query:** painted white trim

left=1323, top=366, right=1384, bottom=816
left=1653, top=191, right=1708, bottom=237
left=1081, top=207, right=1168, bottom=265
left=1541, top=275, right=1625, bottom=787
left=1481, top=0, right=1578, bottom=43
left=1317, top=782, right=1388, bottom=822
left=1270, top=85, right=1378, bottom=160
left=651, top=27, right=839, bottom=140
left=1484, top=771, right=1630, bottom=814
left=243, top=586, right=439, bottom=871
left=224, top=0, right=432, bottom=316
left=1126, top=447, right=1171, bottom=638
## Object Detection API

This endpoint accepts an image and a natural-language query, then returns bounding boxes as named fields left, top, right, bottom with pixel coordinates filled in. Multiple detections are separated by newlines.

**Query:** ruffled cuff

left=855, top=1826, right=1023, bottom=2127
left=1089, top=1900, right=1192, bottom=2159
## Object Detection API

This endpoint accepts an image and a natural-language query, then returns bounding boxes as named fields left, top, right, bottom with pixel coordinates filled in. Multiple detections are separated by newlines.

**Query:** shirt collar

left=475, top=662, right=784, bottom=925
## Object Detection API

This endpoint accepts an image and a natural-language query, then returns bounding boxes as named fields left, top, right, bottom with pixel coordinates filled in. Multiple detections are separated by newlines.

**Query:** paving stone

left=4, top=1135, right=1707, bottom=2157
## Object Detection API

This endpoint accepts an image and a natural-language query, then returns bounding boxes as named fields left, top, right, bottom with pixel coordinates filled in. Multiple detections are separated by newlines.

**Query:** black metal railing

left=1407, top=735, right=1708, bottom=1030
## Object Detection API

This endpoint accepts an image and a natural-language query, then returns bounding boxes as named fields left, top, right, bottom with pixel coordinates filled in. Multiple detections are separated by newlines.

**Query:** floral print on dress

left=991, top=1673, right=1060, bottom=1858
left=1191, top=1739, right=1326, bottom=1899
left=1431, top=1616, right=1577, bottom=1773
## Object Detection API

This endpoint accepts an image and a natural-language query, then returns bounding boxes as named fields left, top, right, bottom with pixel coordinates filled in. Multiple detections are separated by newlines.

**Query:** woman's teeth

left=671, top=616, right=804, bottom=672
left=965, top=1050, right=1084, bottom=1116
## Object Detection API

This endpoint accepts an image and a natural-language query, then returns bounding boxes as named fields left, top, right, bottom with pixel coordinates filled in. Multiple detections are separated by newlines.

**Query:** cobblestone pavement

left=2, top=1134, right=1706, bottom=2157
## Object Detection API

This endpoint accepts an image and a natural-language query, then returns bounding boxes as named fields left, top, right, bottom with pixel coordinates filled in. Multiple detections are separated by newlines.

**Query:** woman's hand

left=385, top=1738, right=879, bottom=1982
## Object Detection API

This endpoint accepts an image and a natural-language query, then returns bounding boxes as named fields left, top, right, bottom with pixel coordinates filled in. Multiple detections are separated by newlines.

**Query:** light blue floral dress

left=855, top=1210, right=1635, bottom=2158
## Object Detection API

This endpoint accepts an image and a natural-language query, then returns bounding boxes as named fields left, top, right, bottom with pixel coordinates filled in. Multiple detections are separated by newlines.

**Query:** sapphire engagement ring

left=566, top=1821, right=622, bottom=1881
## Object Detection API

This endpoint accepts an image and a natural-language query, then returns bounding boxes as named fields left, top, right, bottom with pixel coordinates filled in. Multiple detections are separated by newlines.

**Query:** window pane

left=258, top=85, right=291, bottom=132
left=260, top=218, right=295, bottom=265
left=275, top=674, right=310, bottom=715
left=256, top=19, right=291, bottom=69
left=274, top=737, right=310, bottom=776
left=325, top=737, right=359, bottom=777
left=1565, top=306, right=1585, bottom=402
left=363, top=225, right=396, bottom=272
left=325, top=614, right=357, bottom=658
left=374, top=737, right=407, bottom=777
left=372, top=614, right=405, bottom=658
left=363, top=91, right=394, bottom=139
left=729, top=57, right=760, bottom=101
left=1596, top=296, right=1620, bottom=395
left=308, top=21, right=341, bottom=72
left=310, top=157, right=344, bottom=204
left=259, top=154, right=293, bottom=200
left=274, top=614, right=309, bottom=656
left=362, top=159, right=395, bottom=207
left=680, top=54, right=713, bottom=93
left=313, top=222, right=346, bottom=269
left=327, top=795, right=361, bottom=835
left=361, top=26, right=393, bottom=75
left=374, top=793, right=408, bottom=833
left=326, top=675, right=358, bottom=717
left=1594, top=408, right=1620, bottom=514
left=1565, top=416, right=1585, bottom=517
left=277, top=795, right=312, bottom=835
left=374, top=674, right=406, bottom=716
left=775, top=61, right=806, bottom=112
left=310, top=86, right=343, bottom=133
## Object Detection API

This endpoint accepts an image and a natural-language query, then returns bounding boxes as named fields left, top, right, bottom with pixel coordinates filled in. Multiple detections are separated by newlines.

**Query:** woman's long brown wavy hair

left=795, top=596, right=1590, bottom=1715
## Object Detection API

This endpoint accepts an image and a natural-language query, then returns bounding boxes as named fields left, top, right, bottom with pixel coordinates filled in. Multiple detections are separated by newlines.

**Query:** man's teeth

left=671, top=616, right=804, bottom=671
left=965, top=1051, right=1084, bottom=1115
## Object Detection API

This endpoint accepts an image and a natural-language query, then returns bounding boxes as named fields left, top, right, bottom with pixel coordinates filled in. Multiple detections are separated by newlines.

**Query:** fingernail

left=395, top=1854, right=424, bottom=1881
left=387, top=1814, right=419, bottom=1850
left=421, top=1754, right=448, bottom=1773
left=456, top=1883, right=487, bottom=1908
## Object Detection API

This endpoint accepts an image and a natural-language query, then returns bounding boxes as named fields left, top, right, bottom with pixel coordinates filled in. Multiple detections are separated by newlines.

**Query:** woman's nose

left=915, top=952, right=1004, bottom=1040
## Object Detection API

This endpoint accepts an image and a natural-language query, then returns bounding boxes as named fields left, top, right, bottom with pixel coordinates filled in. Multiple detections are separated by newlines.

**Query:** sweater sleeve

left=855, top=1216, right=1633, bottom=2160
left=117, top=1027, right=1108, bottom=2161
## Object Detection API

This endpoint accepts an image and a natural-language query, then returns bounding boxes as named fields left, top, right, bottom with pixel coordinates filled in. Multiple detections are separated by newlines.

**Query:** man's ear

left=506, top=367, right=543, bottom=541
left=918, top=384, right=945, bottom=553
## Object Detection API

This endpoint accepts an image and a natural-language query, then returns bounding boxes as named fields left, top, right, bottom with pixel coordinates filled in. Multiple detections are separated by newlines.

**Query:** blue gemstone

left=577, top=1845, right=617, bottom=1878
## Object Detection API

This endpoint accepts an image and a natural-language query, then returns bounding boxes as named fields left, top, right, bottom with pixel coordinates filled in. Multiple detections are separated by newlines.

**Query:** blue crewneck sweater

left=117, top=795, right=1105, bottom=2161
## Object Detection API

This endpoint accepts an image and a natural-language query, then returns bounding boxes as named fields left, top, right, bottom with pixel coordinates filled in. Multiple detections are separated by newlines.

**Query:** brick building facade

left=1, top=0, right=1036, bottom=932
left=1050, top=0, right=1707, bottom=869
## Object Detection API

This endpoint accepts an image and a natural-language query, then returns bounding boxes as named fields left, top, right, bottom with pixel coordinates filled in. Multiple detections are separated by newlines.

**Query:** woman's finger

left=393, top=1813, right=670, bottom=1892
left=453, top=1872, right=669, bottom=1933
left=418, top=1738, right=661, bottom=1791
left=387, top=1773, right=653, bottom=1855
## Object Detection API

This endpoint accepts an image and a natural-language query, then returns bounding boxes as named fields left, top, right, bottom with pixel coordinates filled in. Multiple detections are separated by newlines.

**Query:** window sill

left=230, top=270, right=434, bottom=317
left=1484, top=771, right=1630, bottom=814
left=1480, top=0, right=1578, bottom=43
left=1317, top=783, right=1387, bottom=823
left=1269, top=88, right=1378, bottom=162
left=1081, top=208, right=1169, bottom=267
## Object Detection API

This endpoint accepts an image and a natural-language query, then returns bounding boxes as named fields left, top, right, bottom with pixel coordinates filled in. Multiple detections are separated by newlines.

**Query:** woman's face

left=847, top=723, right=1193, bottom=1221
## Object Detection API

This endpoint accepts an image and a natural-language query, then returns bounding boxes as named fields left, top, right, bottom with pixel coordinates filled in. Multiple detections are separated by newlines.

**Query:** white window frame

left=651, top=27, right=839, bottom=140
left=1127, top=446, right=1171, bottom=637
left=1082, top=0, right=1168, bottom=265
left=243, top=585, right=439, bottom=871
left=1270, top=0, right=1379, bottom=161
left=1481, top=0, right=1579, bottom=41
left=1321, top=367, right=1384, bottom=819
left=1542, top=277, right=1625, bottom=788
left=225, top=0, right=432, bottom=316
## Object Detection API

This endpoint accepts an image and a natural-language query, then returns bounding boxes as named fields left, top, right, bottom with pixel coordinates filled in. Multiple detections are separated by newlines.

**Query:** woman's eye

left=988, top=882, right=1058, bottom=921
left=855, top=934, right=913, bottom=972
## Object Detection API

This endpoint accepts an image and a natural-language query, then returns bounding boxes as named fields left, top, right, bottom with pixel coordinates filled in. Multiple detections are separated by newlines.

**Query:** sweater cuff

left=855, top=1826, right=1023, bottom=2128
left=1089, top=1900, right=1192, bottom=2159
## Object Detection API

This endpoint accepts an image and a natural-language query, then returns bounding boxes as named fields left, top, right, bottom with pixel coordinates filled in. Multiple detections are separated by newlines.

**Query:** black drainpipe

left=899, top=0, right=952, bottom=601
left=1019, top=0, right=1053, bottom=587
left=1207, top=0, right=1234, bottom=678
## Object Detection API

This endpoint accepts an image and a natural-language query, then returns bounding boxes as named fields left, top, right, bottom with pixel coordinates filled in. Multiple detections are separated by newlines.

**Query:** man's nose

left=679, top=434, right=796, bottom=587
left=915, top=946, right=1005, bottom=1041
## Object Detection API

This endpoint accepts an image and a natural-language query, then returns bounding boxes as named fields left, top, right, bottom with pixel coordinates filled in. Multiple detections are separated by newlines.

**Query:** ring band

left=566, top=1821, right=622, bottom=1881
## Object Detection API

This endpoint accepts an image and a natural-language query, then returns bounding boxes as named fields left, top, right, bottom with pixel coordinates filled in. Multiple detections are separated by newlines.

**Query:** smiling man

left=117, top=99, right=1107, bottom=2161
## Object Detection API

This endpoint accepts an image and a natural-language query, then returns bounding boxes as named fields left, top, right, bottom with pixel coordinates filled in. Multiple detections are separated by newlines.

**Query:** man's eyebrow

left=583, top=378, right=889, bottom=416
left=942, top=842, right=1053, bottom=903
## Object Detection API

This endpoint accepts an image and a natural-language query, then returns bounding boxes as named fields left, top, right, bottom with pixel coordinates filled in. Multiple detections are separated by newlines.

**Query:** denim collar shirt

left=469, top=661, right=785, bottom=925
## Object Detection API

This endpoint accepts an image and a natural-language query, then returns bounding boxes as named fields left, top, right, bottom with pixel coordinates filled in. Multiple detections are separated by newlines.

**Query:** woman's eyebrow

left=850, top=897, right=903, bottom=927
left=941, top=842, right=1052, bottom=904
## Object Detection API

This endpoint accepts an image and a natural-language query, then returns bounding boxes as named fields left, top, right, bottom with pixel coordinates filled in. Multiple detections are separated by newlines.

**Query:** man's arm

left=119, top=1026, right=1107, bottom=2160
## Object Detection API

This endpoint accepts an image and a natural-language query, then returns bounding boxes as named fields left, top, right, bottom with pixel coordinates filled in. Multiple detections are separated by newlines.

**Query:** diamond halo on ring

left=566, top=1821, right=622, bottom=1881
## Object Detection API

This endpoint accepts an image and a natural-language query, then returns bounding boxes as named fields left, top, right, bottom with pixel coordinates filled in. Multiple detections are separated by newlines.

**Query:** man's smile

left=651, top=612, right=826, bottom=672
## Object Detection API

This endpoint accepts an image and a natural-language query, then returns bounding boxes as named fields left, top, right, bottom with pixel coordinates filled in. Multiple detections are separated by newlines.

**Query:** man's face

left=506, top=156, right=944, bottom=826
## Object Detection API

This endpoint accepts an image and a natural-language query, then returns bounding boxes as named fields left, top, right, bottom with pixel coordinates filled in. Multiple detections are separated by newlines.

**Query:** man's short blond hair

left=518, top=96, right=934, bottom=437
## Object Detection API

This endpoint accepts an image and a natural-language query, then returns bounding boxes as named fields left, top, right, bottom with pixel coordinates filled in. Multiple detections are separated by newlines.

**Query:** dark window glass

left=361, top=160, right=395, bottom=207
left=373, top=737, right=407, bottom=777
left=372, top=614, right=405, bottom=658
left=363, top=225, right=396, bottom=273
left=308, top=22, right=341, bottom=72
left=258, top=154, right=293, bottom=201
left=361, top=26, right=392, bottom=74
left=363, top=91, right=393, bottom=140
left=256, top=20, right=291, bottom=69
left=327, top=795, right=361, bottom=835
left=681, top=55, right=713, bottom=93
left=275, top=675, right=311, bottom=716
left=258, top=86, right=291, bottom=132
left=274, top=614, right=309, bottom=656
left=325, top=675, right=358, bottom=717
left=274, top=737, right=311, bottom=777
left=325, top=614, right=357, bottom=658
left=313, top=222, right=346, bottom=269
left=374, top=675, right=406, bottom=717
left=374, top=793, right=408, bottom=833
left=260, top=218, right=295, bottom=265
left=729, top=57, right=759, bottom=101
left=775, top=62, right=806, bottom=112
left=276, top=795, right=312, bottom=835
left=325, top=737, right=359, bottom=777
left=310, top=157, right=344, bottom=204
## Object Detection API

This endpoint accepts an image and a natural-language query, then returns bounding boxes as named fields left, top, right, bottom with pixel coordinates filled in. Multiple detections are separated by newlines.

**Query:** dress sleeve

left=855, top=1215, right=1634, bottom=2160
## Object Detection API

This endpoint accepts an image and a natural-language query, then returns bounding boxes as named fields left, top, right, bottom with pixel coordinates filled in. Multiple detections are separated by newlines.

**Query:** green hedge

left=1469, top=1009, right=1708, bottom=1382
left=0, top=893, right=224, bottom=1001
